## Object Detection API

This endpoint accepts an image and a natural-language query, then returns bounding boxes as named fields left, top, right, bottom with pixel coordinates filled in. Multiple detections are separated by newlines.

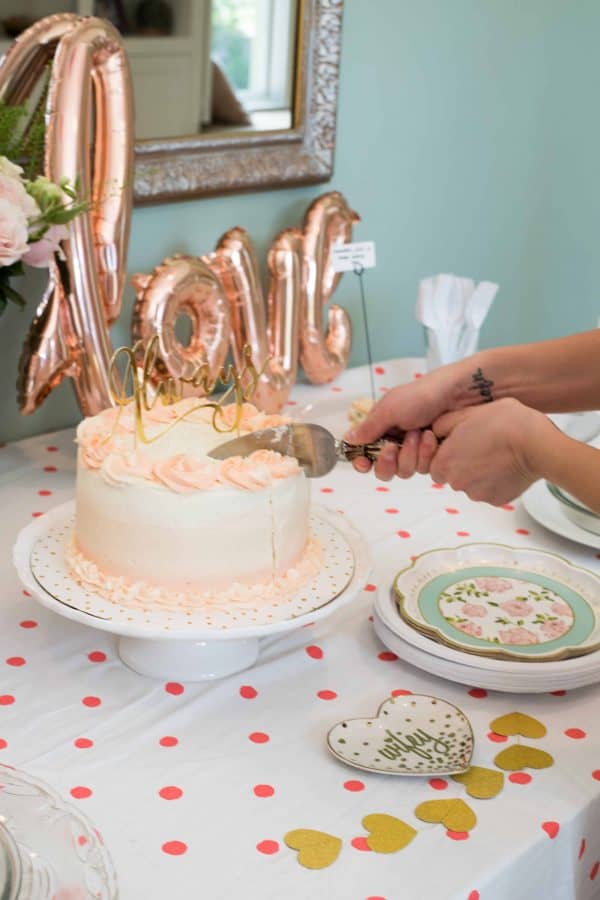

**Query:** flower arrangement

left=0, top=99, right=87, bottom=315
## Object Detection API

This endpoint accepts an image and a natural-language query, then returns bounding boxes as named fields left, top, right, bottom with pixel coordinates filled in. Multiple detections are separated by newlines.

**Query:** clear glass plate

left=0, top=764, right=117, bottom=899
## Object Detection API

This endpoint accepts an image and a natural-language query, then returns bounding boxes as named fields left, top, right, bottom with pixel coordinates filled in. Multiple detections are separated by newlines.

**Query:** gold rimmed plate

left=393, top=543, right=600, bottom=663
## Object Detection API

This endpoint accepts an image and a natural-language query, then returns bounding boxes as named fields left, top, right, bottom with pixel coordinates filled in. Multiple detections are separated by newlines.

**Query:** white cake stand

left=13, top=502, right=370, bottom=681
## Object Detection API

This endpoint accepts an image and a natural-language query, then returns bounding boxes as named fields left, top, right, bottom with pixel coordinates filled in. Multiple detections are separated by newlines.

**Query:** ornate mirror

left=0, top=0, right=343, bottom=203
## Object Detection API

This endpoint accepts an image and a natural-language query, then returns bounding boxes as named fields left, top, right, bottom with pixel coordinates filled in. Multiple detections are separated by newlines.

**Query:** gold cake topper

left=108, top=336, right=265, bottom=444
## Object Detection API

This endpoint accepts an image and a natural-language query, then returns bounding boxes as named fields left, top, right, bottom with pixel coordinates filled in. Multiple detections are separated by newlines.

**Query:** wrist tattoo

left=470, top=367, right=494, bottom=403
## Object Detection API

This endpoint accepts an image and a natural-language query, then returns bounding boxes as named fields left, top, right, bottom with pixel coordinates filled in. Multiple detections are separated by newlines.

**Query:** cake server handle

left=337, top=429, right=408, bottom=464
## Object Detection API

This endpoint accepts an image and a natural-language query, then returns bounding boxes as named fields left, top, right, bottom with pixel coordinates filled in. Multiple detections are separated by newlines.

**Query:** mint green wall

left=2, top=0, right=599, bottom=441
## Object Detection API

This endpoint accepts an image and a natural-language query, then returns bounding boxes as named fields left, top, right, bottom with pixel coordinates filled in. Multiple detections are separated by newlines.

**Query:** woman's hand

left=430, top=398, right=555, bottom=506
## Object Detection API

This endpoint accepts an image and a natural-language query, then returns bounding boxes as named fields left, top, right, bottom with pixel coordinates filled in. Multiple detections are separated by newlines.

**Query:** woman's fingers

left=373, top=441, right=399, bottom=481
left=352, top=456, right=372, bottom=474
left=396, top=430, right=420, bottom=478
left=416, top=429, right=438, bottom=474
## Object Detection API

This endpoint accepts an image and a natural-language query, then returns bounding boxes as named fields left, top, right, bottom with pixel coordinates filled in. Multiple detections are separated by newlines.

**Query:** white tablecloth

left=1, top=358, right=600, bottom=900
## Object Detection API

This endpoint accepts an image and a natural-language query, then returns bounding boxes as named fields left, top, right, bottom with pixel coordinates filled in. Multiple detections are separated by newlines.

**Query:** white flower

left=0, top=156, right=24, bottom=181
left=0, top=197, right=29, bottom=266
left=0, top=173, right=39, bottom=222
left=22, top=224, right=68, bottom=268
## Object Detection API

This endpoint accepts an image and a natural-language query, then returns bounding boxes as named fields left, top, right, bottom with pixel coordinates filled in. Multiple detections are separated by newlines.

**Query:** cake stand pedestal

left=14, top=503, right=370, bottom=682
left=117, top=635, right=260, bottom=680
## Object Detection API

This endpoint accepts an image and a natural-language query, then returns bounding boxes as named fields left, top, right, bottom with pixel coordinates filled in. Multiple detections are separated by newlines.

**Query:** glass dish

left=547, top=482, right=600, bottom=536
left=0, top=764, right=117, bottom=899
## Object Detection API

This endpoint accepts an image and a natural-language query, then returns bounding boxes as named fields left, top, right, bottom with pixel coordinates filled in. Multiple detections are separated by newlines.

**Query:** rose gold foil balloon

left=0, top=13, right=79, bottom=105
left=131, top=255, right=231, bottom=386
left=300, top=191, right=359, bottom=383
left=1, top=16, right=134, bottom=414
left=206, top=226, right=303, bottom=413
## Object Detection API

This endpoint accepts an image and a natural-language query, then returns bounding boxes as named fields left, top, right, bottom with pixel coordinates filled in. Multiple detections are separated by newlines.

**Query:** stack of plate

left=373, top=543, right=600, bottom=693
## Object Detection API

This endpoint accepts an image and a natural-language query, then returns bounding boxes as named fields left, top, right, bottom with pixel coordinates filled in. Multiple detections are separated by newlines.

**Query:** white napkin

left=415, top=273, right=498, bottom=369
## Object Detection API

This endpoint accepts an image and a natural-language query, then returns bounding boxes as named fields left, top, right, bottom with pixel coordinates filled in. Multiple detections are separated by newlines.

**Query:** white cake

left=66, top=399, right=320, bottom=610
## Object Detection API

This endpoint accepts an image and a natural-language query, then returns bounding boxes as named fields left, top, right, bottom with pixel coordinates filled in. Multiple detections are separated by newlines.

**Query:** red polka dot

left=74, top=738, right=93, bottom=749
left=376, top=486, right=389, bottom=492
left=542, top=821, right=560, bottom=839
left=77, top=835, right=88, bottom=846
left=21, top=590, right=30, bottom=597
left=351, top=837, right=372, bottom=851
left=551, top=690, right=566, bottom=696
left=6, top=657, right=25, bottom=667
left=468, top=893, right=480, bottom=900
left=240, top=685, right=258, bottom=699
left=344, top=780, right=365, bottom=792
left=165, top=682, right=184, bottom=695
left=378, top=651, right=398, bottom=661
left=397, top=530, right=411, bottom=538
left=331, top=386, right=342, bottom=392
left=593, top=770, right=600, bottom=781
left=414, top=372, right=423, bottom=379
left=565, top=728, right=586, bottom=739
left=487, top=732, right=508, bottom=743
left=70, top=786, right=92, bottom=799
left=19, top=620, right=37, bottom=628
left=159, top=786, right=183, bottom=800
left=160, top=736, right=178, bottom=747
left=46, top=446, right=58, bottom=452
left=305, top=645, right=323, bottom=659
left=162, top=841, right=187, bottom=855
left=253, top=784, right=274, bottom=798
left=501, top=504, right=515, bottom=511
left=320, top=487, right=334, bottom=493
left=82, top=696, right=101, bottom=707
left=364, top=583, right=377, bottom=592
left=374, top=366, right=385, bottom=375
left=31, top=512, right=43, bottom=518
left=431, top=482, right=443, bottom=489
left=429, top=778, right=448, bottom=790
left=446, top=830, right=469, bottom=841
left=38, top=489, right=52, bottom=496
left=0, top=696, right=14, bottom=705
left=385, top=508, right=399, bottom=514
left=368, top=615, right=374, bottom=622
left=509, top=772, right=532, bottom=785
left=286, top=400, right=297, bottom=406
left=391, top=689, right=412, bottom=696
left=0, top=740, right=7, bottom=750
left=43, top=465, right=57, bottom=472
left=317, top=690, right=337, bottom=700
left=88, top=651, right=106, bottom=663
left=515, top=528, right=529, bottom=535
left=256, top=840, right=279, bottom=855
left=580, top=838, right=587, bottom=860
left=591, top=862, right=600, bottom=881
left=249, top=732, right=270, bottom=744
left=457, top=531, right=470, bottom=537
left=468, top=688, right=487, bottom=698
left=446, top=508, right=459, bottom=515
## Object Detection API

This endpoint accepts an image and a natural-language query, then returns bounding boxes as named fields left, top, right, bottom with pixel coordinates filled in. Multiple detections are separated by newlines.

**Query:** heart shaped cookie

left=489, top=712, right=547, bottom=739
left=284, top=829, right=342, bottom=869
left=494, top=745, right=554, bottom=771
left=415, top=798, right=477, bottom=832
left=327, top=694, right=473, bottom=776
left=362, top=814, right=417, bottom=853
left=452, top=766, right=504, bottom=799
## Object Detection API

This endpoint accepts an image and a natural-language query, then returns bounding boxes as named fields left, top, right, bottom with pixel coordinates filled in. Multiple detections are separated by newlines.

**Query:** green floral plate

left=393, top=543, right=600, bottom=662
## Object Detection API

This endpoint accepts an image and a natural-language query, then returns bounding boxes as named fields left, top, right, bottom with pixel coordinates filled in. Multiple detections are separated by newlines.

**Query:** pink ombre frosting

left=75, top=400, right=298, bottom=493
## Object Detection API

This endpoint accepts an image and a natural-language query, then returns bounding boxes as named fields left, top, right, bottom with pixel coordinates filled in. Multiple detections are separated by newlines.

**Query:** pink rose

left=22, top=224, right=68, bottom=268
left=0, top=172, right=39, bottom=221
left=101, top=450, right=154, bottom=486
left=540, top=619, right=569, bottom=639
left=219, top=455, right=271, bottom=490
left=551, top=601, right=572, bottom=618
left=498, top=626, right=539, bottom=645
left=0, top=197, right=28, bottom=265
left=462, top=603, right=488, bottom=618
left=474, top=577, right=513, bottom=592
left=500, top=599, right=533, bottom=617
left=153, top=454, right=218, bottom=493
left=249, top=449, right=299, bottom=479
left=455, top=621, right=483, bottom=638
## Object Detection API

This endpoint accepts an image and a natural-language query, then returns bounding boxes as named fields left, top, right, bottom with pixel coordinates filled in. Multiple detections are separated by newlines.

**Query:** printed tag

left=331, top=241, right=376, bottom=273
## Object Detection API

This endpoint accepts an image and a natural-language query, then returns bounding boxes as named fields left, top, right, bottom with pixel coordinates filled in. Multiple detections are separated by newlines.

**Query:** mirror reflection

left=0, top=0, right=299, bottom=139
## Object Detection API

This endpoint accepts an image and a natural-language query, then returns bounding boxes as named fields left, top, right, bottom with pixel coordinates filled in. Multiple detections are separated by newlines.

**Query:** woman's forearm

left=449, top=331, right=600, bottom=413
left=527, top=426, right=600, bottom=514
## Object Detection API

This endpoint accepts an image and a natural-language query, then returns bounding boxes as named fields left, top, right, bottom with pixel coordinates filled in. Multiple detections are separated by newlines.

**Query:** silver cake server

left=207, top=423, right=408, bottom=478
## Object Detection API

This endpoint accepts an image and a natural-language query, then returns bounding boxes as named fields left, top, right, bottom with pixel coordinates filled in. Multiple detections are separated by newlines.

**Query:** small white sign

left=331, top=241, right=376, bottom=273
